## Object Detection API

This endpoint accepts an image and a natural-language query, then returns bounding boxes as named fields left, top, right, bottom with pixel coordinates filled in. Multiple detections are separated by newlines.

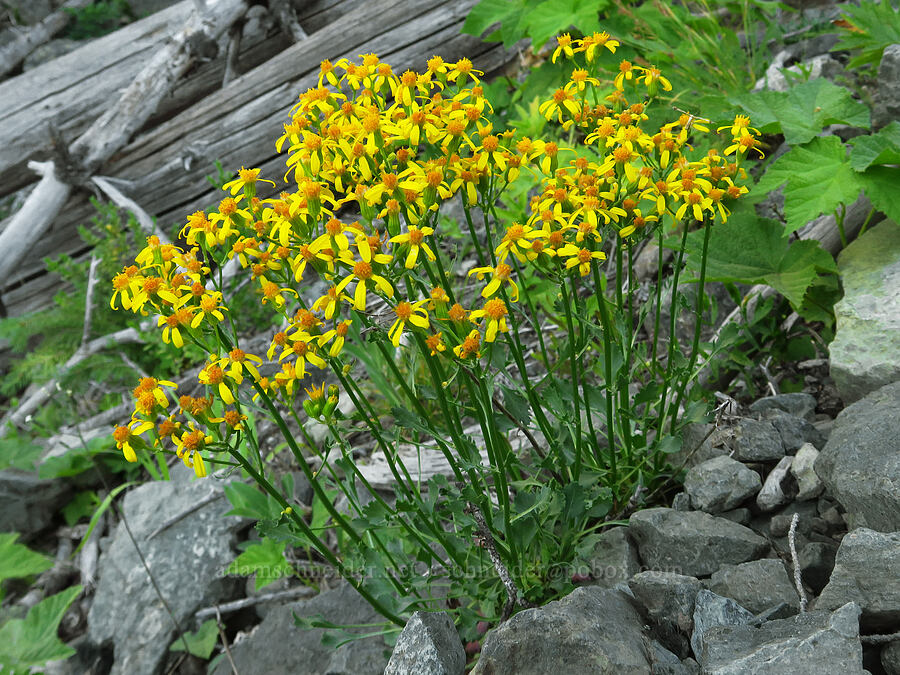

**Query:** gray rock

left=816, top=528, right=900, bottom=631
left=0, top=469, right=70, bottom=540
left=731, top=419, right=785, bottom=462
left=700, top=602, right=864, bottom=674
left=385, top=611, right=464, bottom=675
left=791, top=443, right=824, bottom=501
left=754, top=53, right=844, bottom=93
left=815, top=380, right=900, bottom=531
left=768, top=514, right=793, bottom=538
left=672, top=491, right=693, bottom=511
left=672, top=424, right=730, bottom=470
left=629, top=509, right=769, bottom=577
left=749, top=393, right=818, bottom=421
left=628, top=571, right=703, bottom=658
left=873, top=44, right=900, bottom=130
left=214, top=582, right=388, bottom=675
left=646, top=639, right=693, bottom=675
left=707, top=559, right=800, bottom=615
left=756, top=456, right=794, bottom=512
left=471, top=587, right=650, bottom=674
left=88, top=480, right=242, bottom=675
left=882, top=640, right=900, bottom=675
left=718, top=508, right=750, bottom=526
left=830, top=221, right=900, bottom=403
left=762, top=409, right=826, bottom=452
left=684, top=456, right=761, bottom=514
left=690, top=590, right=754, bottom=660
left=799, top=541, right=838, bottom=594
left=586, top=527, right=641, bottom=588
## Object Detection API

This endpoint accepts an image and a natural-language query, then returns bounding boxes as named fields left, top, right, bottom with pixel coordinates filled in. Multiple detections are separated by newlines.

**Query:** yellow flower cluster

left=110, top=42, right=760, bottom=470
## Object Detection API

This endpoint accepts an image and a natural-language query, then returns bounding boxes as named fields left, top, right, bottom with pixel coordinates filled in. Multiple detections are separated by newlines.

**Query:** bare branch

left=92, top=176, right=162, bottom=241
left=195, top=586, right=316, bottom=621
left=222, top=21, right=244, bottom=86
left=0, top=161, right=72, bottom=284
left=81, top=255, right=102, bottom=347
left=0, top=0, right=92, bottom=78
left=270, top=0, right=307, bottom=42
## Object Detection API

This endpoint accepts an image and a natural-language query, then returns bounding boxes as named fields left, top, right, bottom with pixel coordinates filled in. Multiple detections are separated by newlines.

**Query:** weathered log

left=1, top=0, right=513, bottom=316
left=0, top=0, right=92, bottom=79
left=0, top=0, right=363, bottom=198
left=69, top=0, right=251, bottom=172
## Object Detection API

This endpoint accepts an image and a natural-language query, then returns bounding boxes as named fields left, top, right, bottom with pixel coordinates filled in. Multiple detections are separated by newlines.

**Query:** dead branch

left=0, top=0, right=92, bottom=78
left=80, top=255, right=102, bottom=346
left=222, top=20, right=244, bottom=86
left=0, top=327, right=144, bottom=433
left=0, top=161, right=72, bottom=283
left=69, top=0, right=250, bottom=173
left=195, top=586, right=316, bottom=621
left=270, top=0, right=307, bottom=42
left=92, top=176, right=160, bottom=240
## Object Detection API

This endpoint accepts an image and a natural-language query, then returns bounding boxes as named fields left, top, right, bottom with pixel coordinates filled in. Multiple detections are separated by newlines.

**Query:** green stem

left=227, top=446, right=404, bottom=626
left=657, top=221, right=691, bottom=439
left=560, top=278, right=584, bottom=479
left=590, top=259, right=617, bottom=487
left=672, top=215, right=712, bottom=438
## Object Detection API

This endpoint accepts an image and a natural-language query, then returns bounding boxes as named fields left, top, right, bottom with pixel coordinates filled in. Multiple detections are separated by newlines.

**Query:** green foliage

left=682, top=210, right=837, bottom=311
left=0, top=534, right=52, bottom=597
left=733, top=78, right=870, bottom=145
left=62, top=490, right=100, bottom=527
left=0, top=434, right=44, bottom=471
left=227, top=537, right=294, bottom=590
left=849, top=120, right=900, bottom=170
left=224, top=481, right=284, bottom=521
left=61, top=0, right=135, bottom=40
left=755, top=135, right=900, bottom=233
left=169, top=620, right=220, bottom=659
left=463, top=0, right=606, bottom=49
left=0, top=586, right=81, bottom=673
left=832, top=0, right=900, bottom=69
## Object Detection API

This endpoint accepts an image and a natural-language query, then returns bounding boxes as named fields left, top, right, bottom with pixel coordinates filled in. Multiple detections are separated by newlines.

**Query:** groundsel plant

left=110, top=38, right=761, bottom=638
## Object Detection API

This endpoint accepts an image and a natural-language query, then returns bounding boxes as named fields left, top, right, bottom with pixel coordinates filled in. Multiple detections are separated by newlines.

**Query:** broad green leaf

left=461, top=0, right=523, bottom=41
left=526, top=0, right=604, bottom=49
left=734, top=79, right=870, bottom=145
left=858, top=165, right=900, bottom=225
left=0, top=437, right=44, bottom=471
left=684, top=214, right=837, bottom=308
left=169, top=619, right=219, bottom=659
left=227, top=538, right=293, bottom=590
left=0, top=586, right=81, bottom=668
left=754, top=136, right=865, bottom=233
left=849, top=121, right=900, bottom=170
left=0, top=533, right=53, bottom=585
left=224, top=481, right=275, bottom=520
left=832, top=0, right=900, bottom=69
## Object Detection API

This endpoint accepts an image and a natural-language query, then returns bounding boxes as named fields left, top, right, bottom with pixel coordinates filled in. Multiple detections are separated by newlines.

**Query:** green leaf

left=684, top=213, right=837, bottom=308
left=849, top=121, right=900, bottom=170
left=858, top=165, right=900, bottom=225
left=0, top=533, right=53, bottom=585
left=500, top=385, right=531, bottom=423
left=390, top=406, right=434, bottom=436
left=227, top=538, right=293, bottom=590
left=62, top=490, right=99, bottom=527
left=74, top=481, right=137, bottom=556
left=0, top=586, right=82, bottom=668
left=224, top=481, right=275, bottom=520
left=832, top=0, right=900, bottom=69
left=754, top=136, right=864, bottom=233
left=734, top=79, right=870, bottom=145
left=169, top=619, right=219, bottom=659
left=461, top=0, right=522, bottom=40
left=0, top=436, right=44, bottom=471
left=525, top=0, right=604, bottom=49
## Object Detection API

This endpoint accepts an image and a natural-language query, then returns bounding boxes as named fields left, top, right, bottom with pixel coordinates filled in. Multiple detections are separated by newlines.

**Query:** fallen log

left=0, top=0, right=362, bottom=198
left=0, top=0, right=92, bottom=78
